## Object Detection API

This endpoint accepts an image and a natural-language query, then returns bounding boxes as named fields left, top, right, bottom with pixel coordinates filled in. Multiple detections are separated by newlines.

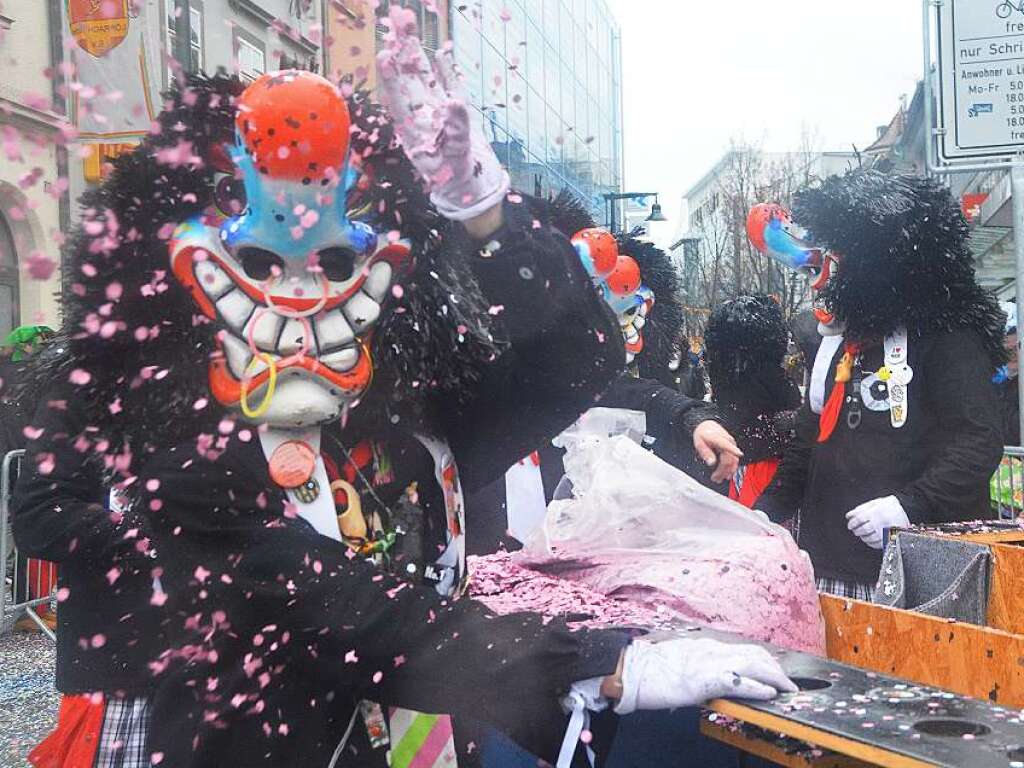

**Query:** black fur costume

left=759, top=170, right=1005, bottom=585
left=12, top=74, right=630, bottom=767
left=794, top=170, right=1006, bottom=366
left=704, top=295, right=800, bottom=463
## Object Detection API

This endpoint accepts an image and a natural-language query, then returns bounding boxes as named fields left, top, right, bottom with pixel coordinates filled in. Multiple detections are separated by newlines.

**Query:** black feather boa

left=617, top=232, right=685, bottom=379
left=794, top=170, right=1007, bottom=366
left=23, top=74, right=501, bottom=478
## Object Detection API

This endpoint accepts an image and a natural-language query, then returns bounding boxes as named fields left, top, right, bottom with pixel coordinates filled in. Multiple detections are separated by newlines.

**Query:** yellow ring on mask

left=240, top=353, right=278, bottom=419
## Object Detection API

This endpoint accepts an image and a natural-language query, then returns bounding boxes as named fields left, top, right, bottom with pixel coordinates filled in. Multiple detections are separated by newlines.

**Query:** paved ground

left=0, top=629, right=58, bottom=768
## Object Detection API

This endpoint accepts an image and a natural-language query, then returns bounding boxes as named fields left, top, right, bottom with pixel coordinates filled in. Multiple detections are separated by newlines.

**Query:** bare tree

left=685, top=131, right=825, bottom=326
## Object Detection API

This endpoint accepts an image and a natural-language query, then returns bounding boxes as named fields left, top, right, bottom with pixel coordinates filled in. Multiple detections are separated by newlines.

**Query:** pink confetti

left=56, top=587, right=71, bottom=602
left=69, top=369, right=91, bottom=386
left=345, top=649, right=358, bottom=664
left=194, top=566, right=211, bottom=583
left=22, top=426, right=44, bottom=441
left=36, top=453, right=56, bottom=476
left=90, top=633, right=106, bottom=649
left=25, top=251, right=57, bottom=281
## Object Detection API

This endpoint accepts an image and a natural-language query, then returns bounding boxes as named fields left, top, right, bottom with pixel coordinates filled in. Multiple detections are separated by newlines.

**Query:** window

left=166, top=4, right=203, bottom=85
left=376, top=1, right=441, bottom=55
left=236, top=36, right=266, bottom=83
left=0, top=214, right=20, bottom=339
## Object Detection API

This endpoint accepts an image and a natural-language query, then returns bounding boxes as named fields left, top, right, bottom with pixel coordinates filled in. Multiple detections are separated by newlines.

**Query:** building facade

left=166, top=0, right=322, bottom=88
left=451, top=0, right=624, bottom=223
left=325, top=0, right=451, bottom=89
left=0, top=1, right=69, bottom=333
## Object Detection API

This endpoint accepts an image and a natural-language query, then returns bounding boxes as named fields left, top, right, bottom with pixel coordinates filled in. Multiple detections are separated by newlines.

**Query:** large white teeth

left=278, top=317, right=310, bottom=356
left=195, top=260, right=233, bottom=300
left=363, top=262, right=393, bottom=303
left=221, top=333, right=252, bottom=379
left=320, top=348, right=359, bottom=372
left=246, top=311, right=284, bottom=352
left=314, top=310, right=354, bottom=352
left=343, top=292, right=380, bottom=332
left=216, top=290, right=256, bottom=333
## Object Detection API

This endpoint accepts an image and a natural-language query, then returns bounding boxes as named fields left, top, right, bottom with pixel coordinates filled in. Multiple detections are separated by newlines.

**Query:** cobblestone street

left=0, top=631, right=58, bottom=768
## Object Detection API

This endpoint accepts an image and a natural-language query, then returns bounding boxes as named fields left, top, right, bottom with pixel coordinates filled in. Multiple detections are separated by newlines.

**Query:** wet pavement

left=0, top=630, right=58, bottom=767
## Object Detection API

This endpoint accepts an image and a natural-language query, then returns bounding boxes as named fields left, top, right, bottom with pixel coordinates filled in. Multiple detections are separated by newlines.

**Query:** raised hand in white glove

left=614, top=637, right=796, bottom=715
left=845, top=495, right=910, bottom=550
left=376, top=7, right=510, bottom=223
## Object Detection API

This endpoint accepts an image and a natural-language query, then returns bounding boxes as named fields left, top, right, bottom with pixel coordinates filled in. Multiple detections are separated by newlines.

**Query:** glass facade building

left=452, top=0, right=623, bottom=222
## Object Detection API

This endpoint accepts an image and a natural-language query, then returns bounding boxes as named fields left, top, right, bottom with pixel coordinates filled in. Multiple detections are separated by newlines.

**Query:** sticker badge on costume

left=860, top=374, right=891, bottom=412
left=883, top=328, right=911, bottom=428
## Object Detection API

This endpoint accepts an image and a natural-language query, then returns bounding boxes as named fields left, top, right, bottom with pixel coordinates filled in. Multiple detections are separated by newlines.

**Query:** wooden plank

left=820, top=594, right=1024, bottom=706
left=700, top=717, right=876, bottom=768
left=707, top=699, right=935, bottom=768
left=986, top=542, right=1024, bottom=635
left=934, top=530, right=1024, bottom=546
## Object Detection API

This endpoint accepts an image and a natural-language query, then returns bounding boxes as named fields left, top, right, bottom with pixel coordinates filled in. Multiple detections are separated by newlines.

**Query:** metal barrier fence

left=992, top=446, right=1024, bottom=521
left=0, top=449, right=56, bottom=641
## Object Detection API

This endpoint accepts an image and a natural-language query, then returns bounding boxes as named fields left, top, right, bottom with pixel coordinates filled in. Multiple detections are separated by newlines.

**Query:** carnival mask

left=170, top=71, right=411, bottom=428
left=572, top=228, right=654, bottom=364
left=746, top=203, right=842, bottom=334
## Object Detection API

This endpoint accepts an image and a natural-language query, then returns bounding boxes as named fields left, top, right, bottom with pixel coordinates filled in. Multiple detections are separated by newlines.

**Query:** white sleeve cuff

left=556, top=678, right=607, bottom=768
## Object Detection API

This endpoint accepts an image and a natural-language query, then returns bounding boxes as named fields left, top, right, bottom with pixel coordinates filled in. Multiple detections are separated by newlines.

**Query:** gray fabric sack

left=873, top=530, right=991, bottom=625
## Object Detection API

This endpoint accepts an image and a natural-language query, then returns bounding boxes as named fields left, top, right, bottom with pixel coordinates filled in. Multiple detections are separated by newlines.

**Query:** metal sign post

left=923, top=0, right=1024, bottom=443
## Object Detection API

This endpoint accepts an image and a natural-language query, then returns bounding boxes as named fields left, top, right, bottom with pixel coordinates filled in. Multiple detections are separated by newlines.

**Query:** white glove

left=614, top=637, right=796, bottom=715
left=376, top=9, right=509, bottom=221
left=845, top=495, right=910, bottom=549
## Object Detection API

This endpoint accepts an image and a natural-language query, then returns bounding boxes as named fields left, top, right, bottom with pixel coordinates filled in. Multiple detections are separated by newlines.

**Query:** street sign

left=937, top=0, right=1024, bottom=161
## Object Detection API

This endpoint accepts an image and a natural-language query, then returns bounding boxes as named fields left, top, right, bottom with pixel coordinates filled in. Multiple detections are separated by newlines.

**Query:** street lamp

left=602, top=192, right=665, bottom=234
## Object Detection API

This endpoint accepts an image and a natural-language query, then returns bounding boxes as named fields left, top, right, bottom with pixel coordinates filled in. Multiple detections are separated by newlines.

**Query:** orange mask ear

left=235, top=71, right=351, bottom=182
left=606, top=255, right=641, bottom=297
left=572, top=228, right=619, bottom=278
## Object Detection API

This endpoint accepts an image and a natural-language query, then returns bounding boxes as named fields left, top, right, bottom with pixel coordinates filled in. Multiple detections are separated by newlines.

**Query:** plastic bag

left=518, top=435, right=825, bottom=654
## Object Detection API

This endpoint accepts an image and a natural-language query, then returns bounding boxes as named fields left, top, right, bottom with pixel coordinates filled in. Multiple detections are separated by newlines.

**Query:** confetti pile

left=469, top=550, right=674, bottom=630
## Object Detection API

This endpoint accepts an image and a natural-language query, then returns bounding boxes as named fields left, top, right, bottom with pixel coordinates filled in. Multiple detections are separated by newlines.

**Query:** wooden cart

left=700, top=526, right=1024, bottom=767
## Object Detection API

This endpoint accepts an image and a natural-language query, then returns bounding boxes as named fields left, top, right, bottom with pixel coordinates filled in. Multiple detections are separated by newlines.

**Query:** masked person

left=703, top=295, right=801, bottom=508
left=748, top=171, right=1006, bottom=599
left=14, top=19, right=791, bottom=768
left=467, top=202, right=740, bottom=556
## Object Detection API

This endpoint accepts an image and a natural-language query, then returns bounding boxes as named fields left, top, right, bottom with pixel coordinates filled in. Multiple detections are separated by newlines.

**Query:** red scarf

left=818, top=341, right=861, bottom=443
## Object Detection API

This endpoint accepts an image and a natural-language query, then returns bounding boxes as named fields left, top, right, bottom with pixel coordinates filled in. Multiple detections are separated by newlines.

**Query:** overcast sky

left=604, top=0, right=925, bottom=247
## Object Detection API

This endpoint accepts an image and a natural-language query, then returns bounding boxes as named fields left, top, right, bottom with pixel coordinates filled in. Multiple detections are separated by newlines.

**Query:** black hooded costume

left=757, top=171, right=1005, bottom=587
left=12, top=72, right=632, bottom=767
left=704, top=295, right=801, bottom=505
